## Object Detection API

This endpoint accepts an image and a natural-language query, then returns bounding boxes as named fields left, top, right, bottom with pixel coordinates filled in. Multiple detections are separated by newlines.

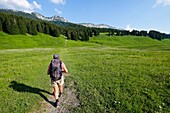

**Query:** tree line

left=107, top=29, right=170, bottom=40
left=0, top=12, right=100, bottom=41
left=0, top=12, right=170, bottom=41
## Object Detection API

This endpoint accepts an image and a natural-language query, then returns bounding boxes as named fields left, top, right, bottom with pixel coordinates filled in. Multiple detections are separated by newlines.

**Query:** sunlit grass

left=0, top=48, right=61, bottom=112
left=90, top=34, right=170, bottom=50
left=0, top=32, right=65, bottom=49
left=0, top=32, right=170, bottom=112
left=63, top=46, right=170, bottom=113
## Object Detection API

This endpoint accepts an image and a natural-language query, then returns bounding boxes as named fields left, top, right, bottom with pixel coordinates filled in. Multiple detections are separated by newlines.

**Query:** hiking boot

left=54, top=99, right=59, bottom=108
left=58, top=92, right=62, bottom=98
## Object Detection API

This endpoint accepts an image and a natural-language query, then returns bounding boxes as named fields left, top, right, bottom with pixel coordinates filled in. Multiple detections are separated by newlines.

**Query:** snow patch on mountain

left=31, top=12, right=68, bottom=22
left=80, top=23, right=114, bottom=29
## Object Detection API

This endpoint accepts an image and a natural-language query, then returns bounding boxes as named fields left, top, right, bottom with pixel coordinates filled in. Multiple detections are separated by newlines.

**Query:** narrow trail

left=33, top=47, right=80, bottom=113
left=34, top=81, right=79, bottom=113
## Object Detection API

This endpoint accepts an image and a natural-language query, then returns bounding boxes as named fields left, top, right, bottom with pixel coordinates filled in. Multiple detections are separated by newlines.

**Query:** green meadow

left=0, top=32, right=170, bottom=113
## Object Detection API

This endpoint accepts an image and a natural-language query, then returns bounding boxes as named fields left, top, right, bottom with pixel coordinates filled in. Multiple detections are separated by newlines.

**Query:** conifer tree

left=0, top=19, right=2, bottom=31
left=84, top=31, right=89, bottom=41
left=30, top=20, right=37, bottom=35
left=53, top=27, right=60, bottom=37
left=88, top=30, right=93, bottom=37
left=3, top=16, right=19, bottom=34
left=37, top=22, right=43, bottom=33
left=79, top=31, right=85, bottom=41
left=44, top=23, right=50, bottom=34
left=18, top=17, right=27, bottom=34
left=93, top=29, right=99, bottom=36
left=66, top=30, right=71, bottom=40
left=71, top=31, right=77, bottom=40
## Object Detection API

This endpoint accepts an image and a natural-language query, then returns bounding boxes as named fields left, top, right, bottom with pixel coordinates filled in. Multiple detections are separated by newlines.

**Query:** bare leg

left=58, top=82, right=63, bottom=93
left=53, top=85, right=59, bottom=107
left=57, top=83, right=63, bottom=98
left=53, top=85, right=59, bottom=99
left=59, top=75, right=64, bottom=94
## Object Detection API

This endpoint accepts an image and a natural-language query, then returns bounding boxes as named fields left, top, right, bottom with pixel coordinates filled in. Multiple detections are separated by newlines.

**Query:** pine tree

left=3, top=16, right=19, bottom=34
left=53, top=27, right=60, bottom=37
left=26, top=21, right=31, bottom=34
left=66, top=30, right=71, bottom=40
left=44, top=23, right=50, bottom=34
left=70, top=31, right=78, bottom=41
left=93, top=29, right=99, bottom=36
left=30, top=20, right=37, bottom=35
left=18, top=17, right=27, bottom=34
left=37, top=22, right=43, bottom=33
left=0, top=19, right=2, bottom=31
left=88, top=30, right=93, bottom=37
left=84, top=31, right=89, bottom=41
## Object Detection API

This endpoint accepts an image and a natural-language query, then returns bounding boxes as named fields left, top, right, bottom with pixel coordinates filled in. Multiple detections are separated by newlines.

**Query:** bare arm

left=62, top=62, right=68, bottom=73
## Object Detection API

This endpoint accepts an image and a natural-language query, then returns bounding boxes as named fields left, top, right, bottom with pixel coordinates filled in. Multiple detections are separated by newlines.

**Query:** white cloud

left=125, top=24, right=149, bottom=32
left=51, top=0, right=66, bottom=5
left=125, top=24, right=135, bottom=32
left=153, top=0, right=170, bottom=7
left=32, top=1, right=41, bottom=9
left=0, top=0, right=41, bottom=13
left=55, top=8, right=62, bottom=15
left=125, top=25, right=170, bottom=34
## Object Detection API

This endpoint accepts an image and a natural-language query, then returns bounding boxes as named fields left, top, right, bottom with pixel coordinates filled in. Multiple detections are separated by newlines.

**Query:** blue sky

left=0, top=0, right=170, bottom=34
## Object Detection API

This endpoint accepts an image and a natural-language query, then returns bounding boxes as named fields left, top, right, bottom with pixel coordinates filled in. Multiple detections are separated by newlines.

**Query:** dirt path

left=33, top=80, right=80, bottom=113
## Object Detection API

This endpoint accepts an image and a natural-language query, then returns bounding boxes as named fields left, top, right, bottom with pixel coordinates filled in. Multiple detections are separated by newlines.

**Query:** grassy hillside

left=0, top=32, right=170, bottom=113
left=0, top=32, right=65, bottom=49
left=90, top=33, right=170, bottom=50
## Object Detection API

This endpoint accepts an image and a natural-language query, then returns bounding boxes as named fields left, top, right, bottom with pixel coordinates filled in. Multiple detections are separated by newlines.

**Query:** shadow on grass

left=9, top=81, right=55, bottom=106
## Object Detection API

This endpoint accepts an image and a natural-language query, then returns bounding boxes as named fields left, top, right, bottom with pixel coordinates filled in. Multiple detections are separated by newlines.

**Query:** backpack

left=49, top=59, right=62, bottom=81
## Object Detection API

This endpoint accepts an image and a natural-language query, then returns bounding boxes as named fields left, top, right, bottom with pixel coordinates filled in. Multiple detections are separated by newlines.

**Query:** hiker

left=47, top=54, right=68, bottom=107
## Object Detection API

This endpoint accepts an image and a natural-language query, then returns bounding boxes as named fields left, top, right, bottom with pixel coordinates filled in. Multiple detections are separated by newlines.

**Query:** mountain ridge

left=31, top=12, right=69, bottom=22
left=79, top=23, right=114, bottom=29
left=0, top=8, right=113, bottom=29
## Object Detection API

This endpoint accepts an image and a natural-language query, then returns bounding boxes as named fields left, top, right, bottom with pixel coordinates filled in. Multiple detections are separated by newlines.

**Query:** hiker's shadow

left=9, top=81, right=54, bottom=106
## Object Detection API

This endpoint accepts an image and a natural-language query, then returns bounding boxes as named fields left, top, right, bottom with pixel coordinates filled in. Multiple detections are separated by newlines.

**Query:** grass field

left=0, top=32, right=170, bottom=113
left=0, top=32, right=65, bottom=49
left=90, top=33, right=170, bottom=50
